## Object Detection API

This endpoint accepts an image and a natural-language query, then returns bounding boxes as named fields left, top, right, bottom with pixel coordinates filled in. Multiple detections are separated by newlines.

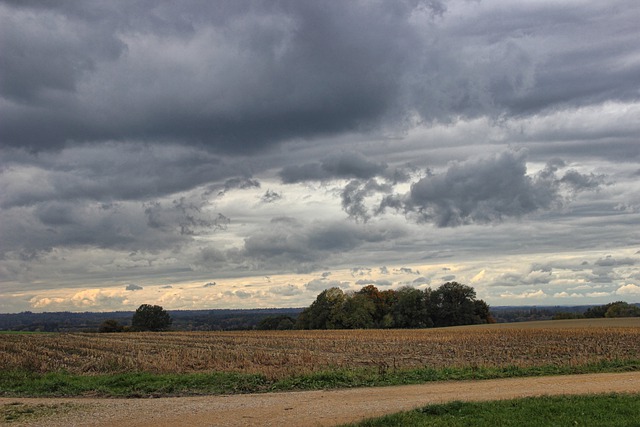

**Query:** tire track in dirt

left=3, top=372, right=640, bottom=427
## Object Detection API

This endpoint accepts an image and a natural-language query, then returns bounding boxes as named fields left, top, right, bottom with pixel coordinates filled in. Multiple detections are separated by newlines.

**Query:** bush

left=98, top=319, right=125, bottom=333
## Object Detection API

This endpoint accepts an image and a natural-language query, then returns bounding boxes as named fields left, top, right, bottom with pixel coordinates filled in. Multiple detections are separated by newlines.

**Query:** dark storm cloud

left=125, top=283, right=143, bottom=291
left=0, top=144, right=242, bottom=209
left=0, top=1, right=418, bottom=152
left=3, top=1, right=637, bottom=153
left=378, top=150, right=605, bottom=227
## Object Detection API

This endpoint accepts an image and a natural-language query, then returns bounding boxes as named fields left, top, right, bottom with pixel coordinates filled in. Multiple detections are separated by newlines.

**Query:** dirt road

left=3, top=372, right=640, bottom=427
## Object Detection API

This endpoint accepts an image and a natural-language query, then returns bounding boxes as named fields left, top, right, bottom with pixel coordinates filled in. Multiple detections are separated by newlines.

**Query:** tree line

left=553, top=301, right=640, bottom=320
left=292, top=282, right=494, bottom=330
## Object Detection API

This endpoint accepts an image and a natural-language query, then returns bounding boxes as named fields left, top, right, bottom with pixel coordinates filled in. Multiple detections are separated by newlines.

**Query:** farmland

left=2, top=318, right=639, bottom=380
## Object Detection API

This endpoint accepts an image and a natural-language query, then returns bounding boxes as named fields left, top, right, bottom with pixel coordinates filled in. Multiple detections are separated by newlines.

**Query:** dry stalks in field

left=1, top=321, right=640, bottom=380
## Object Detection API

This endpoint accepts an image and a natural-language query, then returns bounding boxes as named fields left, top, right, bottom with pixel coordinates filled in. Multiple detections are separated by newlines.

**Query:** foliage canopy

left=131, top=304, right=172, bottom=331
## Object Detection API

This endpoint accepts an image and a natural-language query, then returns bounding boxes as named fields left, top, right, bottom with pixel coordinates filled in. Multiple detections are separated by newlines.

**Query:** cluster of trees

left=294, top=282, right=494, bottom=330
left=584, top=301, right=640, bottom=318
left=99, top=304, right=172, bottom=332
left=552, top=301, right=640, bottom=320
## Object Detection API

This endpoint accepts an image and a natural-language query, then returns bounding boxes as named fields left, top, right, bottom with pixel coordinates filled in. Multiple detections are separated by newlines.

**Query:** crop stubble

left=1, top=318, right=639, bottom=379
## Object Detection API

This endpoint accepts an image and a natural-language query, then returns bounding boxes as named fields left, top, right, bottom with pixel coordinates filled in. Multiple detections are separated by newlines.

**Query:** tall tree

left=431, top=282, right=487, bottom=327
left=295, top=287, right=345, bottom=329
left=337, top=293, right=376, bottom=329
left=392, top=286, right=432, bottom=328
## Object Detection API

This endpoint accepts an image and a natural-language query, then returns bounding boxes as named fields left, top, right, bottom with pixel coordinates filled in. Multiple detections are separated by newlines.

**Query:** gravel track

left=2, top=372, right=640, bottom=426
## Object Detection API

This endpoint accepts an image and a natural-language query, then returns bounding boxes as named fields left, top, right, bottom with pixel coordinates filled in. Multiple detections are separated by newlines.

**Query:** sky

left=1, top=0, right=639, bottom=313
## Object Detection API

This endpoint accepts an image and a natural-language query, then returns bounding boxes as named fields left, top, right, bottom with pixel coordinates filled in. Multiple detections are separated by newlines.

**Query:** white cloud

left=500, top=290, right=547, bottom=300
left=616, top=284, right=640, bottom=295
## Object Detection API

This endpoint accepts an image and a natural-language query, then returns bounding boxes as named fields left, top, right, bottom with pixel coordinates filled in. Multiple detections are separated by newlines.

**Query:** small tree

left=131, top=304, right=172, bottom=331
left=98, top=319, right=125, bottom=333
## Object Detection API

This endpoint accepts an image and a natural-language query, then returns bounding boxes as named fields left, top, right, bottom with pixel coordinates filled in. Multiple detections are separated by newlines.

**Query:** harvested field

left=1, top=318, right=639, bottom=379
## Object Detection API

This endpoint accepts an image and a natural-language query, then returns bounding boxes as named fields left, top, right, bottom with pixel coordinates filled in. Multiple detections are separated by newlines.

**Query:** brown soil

left=2, top=372, right=640, bottom=427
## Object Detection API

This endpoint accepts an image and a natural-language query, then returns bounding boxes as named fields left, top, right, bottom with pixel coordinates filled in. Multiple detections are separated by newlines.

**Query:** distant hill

left=0, top=308, right=303, bottom=332
left=490, top=304, right=640, bottom=323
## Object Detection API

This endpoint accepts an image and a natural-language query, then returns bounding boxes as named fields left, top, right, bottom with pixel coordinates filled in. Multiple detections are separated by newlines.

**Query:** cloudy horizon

left=1, top=0, right=639, bottom=313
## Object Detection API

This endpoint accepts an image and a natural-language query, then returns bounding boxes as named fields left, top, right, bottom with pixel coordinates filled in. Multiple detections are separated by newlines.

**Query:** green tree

left=584, top=304, right=611, bottom=318
left=431, top=282, right=490, bottom=327
left=356, top=285, right=396, bottom=327
left=131, top=304, right=172, bottom=331
left=295, top=287, right=345, bottom=329
left=256, top=315, right=295, bottom=330
left=337, top=293, right=376, bottom=329
left=392, top=286, right=432, bottom=328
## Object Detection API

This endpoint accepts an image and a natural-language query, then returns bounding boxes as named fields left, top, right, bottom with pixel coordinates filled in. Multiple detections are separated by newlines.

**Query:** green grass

left=0, top=370, right=268, bottom=397
left=1, top=359, right=639, bottom=398
left=341, top=393, right=640, bottom=427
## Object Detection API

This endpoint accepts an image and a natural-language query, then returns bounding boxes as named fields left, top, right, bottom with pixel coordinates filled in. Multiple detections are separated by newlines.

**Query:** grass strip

left=1, top=402, right=81, bottom=424
left=1, top=358, right=639, bottom=398
left=341, top=393, right=640, bottom=427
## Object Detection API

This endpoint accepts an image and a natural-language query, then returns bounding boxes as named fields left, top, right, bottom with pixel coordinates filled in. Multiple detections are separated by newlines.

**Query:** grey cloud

left=2, top=1, right=639, bottom=153
left=203, top=282, right=216, bottom=288
left=270, top=284, right=302, bottom=296
left=321, top=271, right=332, bottom=278
left=441, top=275, right=456, bottom=282
left=396, top=267, right=420, bottom=275
left=379, top=266, right=389, bottom=275
left=560, top=170, right=606, bottom=192
left=1, top=200, right=185, bottom=258
left=351, top=267, right=372, bottom=277
left=380, top=150, right=605, bottom=227
left=220, top=178, right=261, bottom=195
left=242, top=218, right=403, bottom=269
left=341, top=179, right=393, bottom=223
left=145, top=199, right=230, bottom=236
left=489, top=271, right=553, bottom=287
left=1, top=2, right=418, bottom=152
left=305, top=279, right=350, bottom=292
left=231, top=290, right=252, bottom=299
left=261, top=190, right=282, bottom=204
left=0, top=144, right=240, bottom=209
left=125, top=283, right=143, bottom=291
left=161, top=285, right=173, bottom=289
left=595, top=256, right=636, bottom=267
left=356, top=279, right=393, bottom=287
left=280, top=152, right=387, bottom=184
left=412, top=277, right=430, bottom=285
